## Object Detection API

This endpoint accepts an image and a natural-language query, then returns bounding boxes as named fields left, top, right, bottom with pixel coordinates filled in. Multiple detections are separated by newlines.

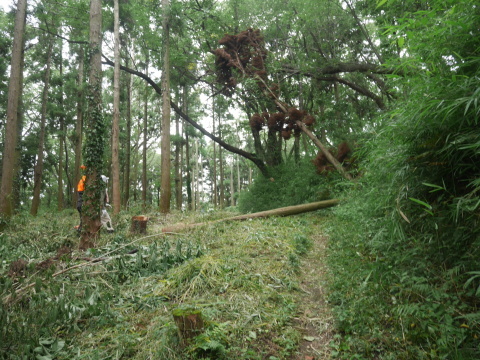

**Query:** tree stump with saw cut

left=172, top=307, right=204, bottom=346
left=130, top=216, right=148, bottom=234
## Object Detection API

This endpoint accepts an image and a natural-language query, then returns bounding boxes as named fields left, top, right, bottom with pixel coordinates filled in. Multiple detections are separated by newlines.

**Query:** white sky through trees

left=0, top=0, right=13, bottom=11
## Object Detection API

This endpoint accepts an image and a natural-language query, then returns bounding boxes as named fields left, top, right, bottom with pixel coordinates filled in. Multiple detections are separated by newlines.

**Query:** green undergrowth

left=237, top=159, right=337, bottom=213
left=325, top=195, right=480, bottom=360
left=0, top=208, right=329, bottom=359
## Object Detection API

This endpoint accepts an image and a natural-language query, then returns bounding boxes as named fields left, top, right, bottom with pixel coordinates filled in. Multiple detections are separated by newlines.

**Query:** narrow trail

left=293, top=231, right=334, bottom=360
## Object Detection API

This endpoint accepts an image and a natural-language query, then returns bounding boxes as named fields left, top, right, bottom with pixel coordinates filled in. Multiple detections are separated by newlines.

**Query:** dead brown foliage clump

left=249, top=113, right=264, bottom=131
left=215, top=28, right=267, bottom=96
left=312, top=142, right=353, bottom=174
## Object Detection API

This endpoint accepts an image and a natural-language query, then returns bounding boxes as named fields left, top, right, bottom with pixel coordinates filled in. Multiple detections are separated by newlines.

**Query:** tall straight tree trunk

left=132, top=116, right=141, bottom=203
left=142, top=55, right=149, bottom=211
left=182, top=85, right=192, bottom=210
left=123, top=55, right=132, bottom=208
left=334, top=81, right=342, bottom=128
left=12, top=41, right=25, bottom=212
left=31, top=38, right=54, bottom=216
left=0, top=0, right=27, bottom=219
left=236, top=154, right=241, bottom=202
left=179, top=123, right=184, bottom=208
left=73, top=46, right=84, bottom=208
left=81, top=0, right=104, bottom=249
left=212, top=95, right=217, bottom=207
left=159, top=0, right=171, bottom=214
left=230, top=160, right=234, bottom=206
left=198, top=150, right=203, bottom=208
left=174, top=96, right=182, bottom=209
left=111, top=0, right=121, bottom=215
left=57, top=45, right=65, bottom=211
left=219, top=118, right=224, bottom=209
left=185, top=126, right=192, bottom=210
left=193, top=139, right=199, bottom=210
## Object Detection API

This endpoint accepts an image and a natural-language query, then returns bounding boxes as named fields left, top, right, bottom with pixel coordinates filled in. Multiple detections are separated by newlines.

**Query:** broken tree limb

left=161, top=199, right=340, bottom=233
left=295, top=121, right=353, bottom=181
left=268, top=87, right=353, bottom=181
left=101, top=55, right=271, bottom=178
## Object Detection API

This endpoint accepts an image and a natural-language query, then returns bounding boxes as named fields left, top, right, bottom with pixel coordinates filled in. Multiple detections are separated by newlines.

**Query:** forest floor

left=292, top=232, right=334, bottom=360
left=1, top=209, right=337, bottom=359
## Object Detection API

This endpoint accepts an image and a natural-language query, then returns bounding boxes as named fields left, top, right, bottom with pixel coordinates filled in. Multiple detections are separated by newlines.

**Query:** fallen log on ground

left=162, top=199, right=340, bottom=233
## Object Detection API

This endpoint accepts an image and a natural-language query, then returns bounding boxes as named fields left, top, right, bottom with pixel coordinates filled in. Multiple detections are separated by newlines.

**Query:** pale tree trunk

left=294, top=80, right=303, bottom=163
left=80, top=0, right=104, bottom=249
left=236, top=155, right=241, bottom=201
left=212, top=96, right=217, bottom=207
left=31, top=38, right=54, bottom=216
left=230, top=160, right=234, bottom=206
left=179, top=125, right=184, bottom=208
left=132, top=118, right=141, bottom=203
left=73, top=46, right=84, bottom=208
left=142, top=55, right=149, bottom=211
left=198, top=152, right=203, bottom=207
left=111, top=0, right=121, bottom=215
left=123, top=53, right=132, bottom=208
left=0, top=0, right=27, bottom=219
left=185, top=124, right=192, bottom=210
left=159, top=0, right=171, bottom=214
left=184, top=86, right=192, bottom=210
left=57, top=45, right=65, bottom=211
left=219, top=119, right=224, bottom=209
left=193, top=139, right=199, bottom=210
left=174, top=98, right=182, bottom=210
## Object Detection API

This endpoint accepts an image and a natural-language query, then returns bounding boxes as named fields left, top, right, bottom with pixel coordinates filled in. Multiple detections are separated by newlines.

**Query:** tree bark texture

left=80, top=0, right=103, bottom=249
left=31, top=37, right=54, bottom=216
left=123, top=54, right=132, bottom=208
left=142, top=56, right=149, bottom=211
left=159, top=0, right=172, bottom=214
left=0, top=0, right=27, bottom=219
left=12, top=41, right=25, bottom=212
left=172, top=308, right=204, bottom=346
left=73, top=46, right=84, bottom=208
left=174, top=103, right=182, bottom=210
left=111, top=0, right=121, bottom=215
left=58, top=47, right=65, bottom=211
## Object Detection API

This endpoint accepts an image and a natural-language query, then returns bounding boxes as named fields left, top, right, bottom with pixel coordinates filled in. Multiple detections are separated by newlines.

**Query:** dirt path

left=292, top=233, right=334, bottom=360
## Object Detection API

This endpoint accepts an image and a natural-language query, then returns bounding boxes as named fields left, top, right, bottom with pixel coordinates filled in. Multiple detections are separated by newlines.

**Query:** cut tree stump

left=131, top=216, right=148, bottom=234
left=172, top=307, right=204, bottom=345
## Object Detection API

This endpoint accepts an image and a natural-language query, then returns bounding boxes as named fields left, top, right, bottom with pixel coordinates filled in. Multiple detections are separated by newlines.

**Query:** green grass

left=0, top=209, right=330, bottom=360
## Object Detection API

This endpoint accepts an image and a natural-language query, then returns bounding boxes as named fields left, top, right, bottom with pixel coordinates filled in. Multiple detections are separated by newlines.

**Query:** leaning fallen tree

left=161, top=199, right=339, bottom=233
left=214, top=29, right=354, bottom=180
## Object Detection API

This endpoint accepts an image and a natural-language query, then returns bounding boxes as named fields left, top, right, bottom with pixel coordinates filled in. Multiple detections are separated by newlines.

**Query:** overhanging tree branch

left=281, top=64, right=390, bottom=109
left=281, top=62, right=405, bottom=76
left=101, top=55, right=270, bottom=177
